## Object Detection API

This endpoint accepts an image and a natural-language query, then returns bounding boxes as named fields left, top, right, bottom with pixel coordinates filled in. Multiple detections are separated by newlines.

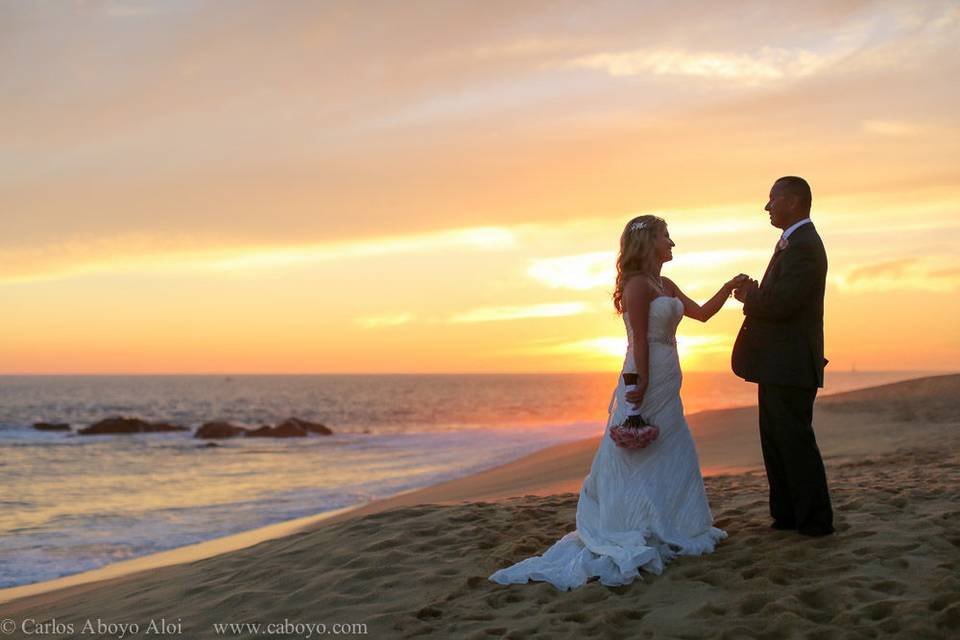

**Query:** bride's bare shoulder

left=622, top=275, right=654, bottom=309
left=624, top=274, right=654, bottom=292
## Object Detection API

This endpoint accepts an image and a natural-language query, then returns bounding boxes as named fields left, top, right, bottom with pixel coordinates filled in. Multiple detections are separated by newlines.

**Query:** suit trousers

left=758, top=383, right=834, bottom=534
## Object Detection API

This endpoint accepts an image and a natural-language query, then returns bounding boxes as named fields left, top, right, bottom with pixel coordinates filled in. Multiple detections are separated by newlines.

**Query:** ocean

left=0, top=371, right=927, bottom=588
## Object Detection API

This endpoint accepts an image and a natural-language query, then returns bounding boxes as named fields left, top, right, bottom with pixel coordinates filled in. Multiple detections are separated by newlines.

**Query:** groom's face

left=764, top=182, right=796, bottom=230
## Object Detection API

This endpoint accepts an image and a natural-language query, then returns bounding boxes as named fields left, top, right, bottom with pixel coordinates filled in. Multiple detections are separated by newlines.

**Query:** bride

left=489, top=215, right=746, bottom=590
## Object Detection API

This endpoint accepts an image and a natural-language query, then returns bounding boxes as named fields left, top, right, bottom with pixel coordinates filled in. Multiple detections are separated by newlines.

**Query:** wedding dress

left=489, top=296, right=727, bottom=590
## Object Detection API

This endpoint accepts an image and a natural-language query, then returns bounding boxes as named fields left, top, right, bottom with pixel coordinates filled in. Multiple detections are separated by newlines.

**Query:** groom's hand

left=733, top=278, right=758, bottom=302
left=725, top=273, right=750, bottom=294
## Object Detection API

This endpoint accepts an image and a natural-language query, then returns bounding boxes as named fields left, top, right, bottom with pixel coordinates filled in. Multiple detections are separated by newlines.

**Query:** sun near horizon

left=2, top=2, right=958, bottom=375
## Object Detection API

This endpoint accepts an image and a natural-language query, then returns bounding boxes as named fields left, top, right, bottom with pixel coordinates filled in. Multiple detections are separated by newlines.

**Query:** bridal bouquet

left=609, top=414, right=660, bottom=449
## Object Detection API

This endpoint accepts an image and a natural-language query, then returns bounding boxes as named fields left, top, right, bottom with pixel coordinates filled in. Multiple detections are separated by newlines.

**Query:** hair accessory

left=630, top=216, right=665, bottom=233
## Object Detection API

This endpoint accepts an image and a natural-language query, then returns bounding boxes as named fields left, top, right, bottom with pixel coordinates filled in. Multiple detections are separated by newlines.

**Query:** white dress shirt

left=781, top=217, right=812, bottom=241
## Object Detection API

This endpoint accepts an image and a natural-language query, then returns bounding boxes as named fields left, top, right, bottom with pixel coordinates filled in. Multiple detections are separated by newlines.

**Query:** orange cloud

left=570, top=47, right=831, bottom=84
left=846, top=258, right=919, bottom=283
left=356, top=313, right=415, bottom=329
left=835, top=256, right=960, bottom=292
left=526, top=252, right=615, bottom=290
left=0, top=226, right=518, bottom=284
left=862, top=120, right=928, bottom=136
left=449, top=303, right=591, bottom=324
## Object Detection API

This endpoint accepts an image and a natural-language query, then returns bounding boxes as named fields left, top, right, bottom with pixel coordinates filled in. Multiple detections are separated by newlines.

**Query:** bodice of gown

left=622, top=296, right=683, bottom=374
left=609, top=296, right=683, bottom=412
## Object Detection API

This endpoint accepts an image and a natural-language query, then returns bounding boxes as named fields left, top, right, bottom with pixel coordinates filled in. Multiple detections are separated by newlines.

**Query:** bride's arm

left=664, top=275, right=746, bottom=323
left=624, top=276, right=654, bottom=404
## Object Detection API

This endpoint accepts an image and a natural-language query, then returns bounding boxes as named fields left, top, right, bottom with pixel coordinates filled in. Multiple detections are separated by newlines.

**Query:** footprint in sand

left=741, top=534, right=766, bottom=547
left=569, top=586, right=611, bottom=605
left=843, top=528, right=878, bottom=540
left=739, top=566, right=761, bottom=580
left=880, top=557, right=910, bottom=571
left=448, top=513, right=482, bottom=524
left=870, top=579, right=908, bottom=596
left=461, top=612, right=496, bottom=622
left=696, top=570, right=729, bottom=587
left=561, top=612, right=591, bottom=623
left=795, top=587, right=840, bottom=615
left=483, top=590, right=525, bottom=610
left=935, top=602, right=960, bottom=630
left=415, top=605, right=443, bottom=620
left=860, top=600, right=895, bottom=621
left=765, top=567, right=791, bottom=586
left=738, top=593, right=775, bottom=615
left=465, top=575, right=486, bottom=589
left=928, top=592, right=960, bottom=612
left=693, top=601, right=728, bottom=618
left=782, top=546, right=814, bottom=562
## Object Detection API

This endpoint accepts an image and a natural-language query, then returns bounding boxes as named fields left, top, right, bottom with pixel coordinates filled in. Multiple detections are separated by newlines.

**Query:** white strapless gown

left=489, top=296, right=727, bottom=590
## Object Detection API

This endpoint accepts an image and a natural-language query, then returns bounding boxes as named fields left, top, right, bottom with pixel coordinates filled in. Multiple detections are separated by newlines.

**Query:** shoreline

left=3, top=444, right=957, bottom=637
left=0, top=441, right=758, bottom=609
left=2, top=373, right=957, bottom=618
left=0, top=414, right=759, bottom=607
left=0, top=433, right=639, bottom=609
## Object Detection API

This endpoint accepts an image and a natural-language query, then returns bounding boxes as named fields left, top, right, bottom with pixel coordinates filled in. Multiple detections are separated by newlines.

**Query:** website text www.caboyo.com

left=211, top=619, right=369, bottom=637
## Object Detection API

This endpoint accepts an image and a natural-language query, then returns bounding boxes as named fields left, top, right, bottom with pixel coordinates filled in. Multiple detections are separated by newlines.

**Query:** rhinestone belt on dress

left=648, top=336, right=677, bottom=346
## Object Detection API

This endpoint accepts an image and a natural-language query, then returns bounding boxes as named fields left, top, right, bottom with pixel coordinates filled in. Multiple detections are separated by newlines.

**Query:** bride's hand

left=625, top=381, right=647, bottom=408
left=725, top=273, right=750, bottom=292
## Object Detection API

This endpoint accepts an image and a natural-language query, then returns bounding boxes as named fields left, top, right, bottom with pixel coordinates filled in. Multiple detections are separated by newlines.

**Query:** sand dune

left=2, top=375, right=959, bottom=638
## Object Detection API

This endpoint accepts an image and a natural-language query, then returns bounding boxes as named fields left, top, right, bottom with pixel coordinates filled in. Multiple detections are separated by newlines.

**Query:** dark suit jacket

left=732, top=222, right=828, bottom=389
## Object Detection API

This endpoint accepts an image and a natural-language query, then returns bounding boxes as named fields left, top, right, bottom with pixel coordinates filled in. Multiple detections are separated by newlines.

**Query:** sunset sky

left=2, top=0, right=958, bottom=374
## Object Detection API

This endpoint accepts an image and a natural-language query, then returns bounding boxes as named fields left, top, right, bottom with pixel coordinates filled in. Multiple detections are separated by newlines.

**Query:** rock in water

left=32, top=422, right=71, bottom=431
left=194, top=421, right=248, bottom=439
left=78, top=417, right=189, bottom=435
left=246, top=422, right=308, bottom=438
left=276, top=417, right=333, bottom=436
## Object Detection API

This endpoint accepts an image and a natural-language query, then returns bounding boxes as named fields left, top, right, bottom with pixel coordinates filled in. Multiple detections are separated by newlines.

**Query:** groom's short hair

left=775, top=176, right=812, bottom=212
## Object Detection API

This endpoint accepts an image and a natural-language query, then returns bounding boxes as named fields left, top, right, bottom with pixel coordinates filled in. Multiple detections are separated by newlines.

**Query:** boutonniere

left=776, top=237, right=789, bottom=252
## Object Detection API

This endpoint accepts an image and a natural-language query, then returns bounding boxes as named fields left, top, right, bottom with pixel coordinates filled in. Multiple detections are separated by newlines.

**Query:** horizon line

left=0, top=369, right=953, bottom=377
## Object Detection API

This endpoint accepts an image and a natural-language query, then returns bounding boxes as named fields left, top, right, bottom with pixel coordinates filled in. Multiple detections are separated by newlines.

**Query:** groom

left=731, top=176, right=834, bottom=537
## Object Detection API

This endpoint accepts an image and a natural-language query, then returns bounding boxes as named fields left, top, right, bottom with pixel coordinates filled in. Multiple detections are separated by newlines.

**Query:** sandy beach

left=2, top=374, right=958, bottom=639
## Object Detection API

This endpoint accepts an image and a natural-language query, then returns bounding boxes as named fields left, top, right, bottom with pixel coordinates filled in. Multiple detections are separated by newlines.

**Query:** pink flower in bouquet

left=610, top=422, right=660, bottom=449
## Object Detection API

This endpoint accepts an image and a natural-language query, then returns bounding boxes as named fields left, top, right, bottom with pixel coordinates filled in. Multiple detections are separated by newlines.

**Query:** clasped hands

left=729, top=273, right=758, bottom=302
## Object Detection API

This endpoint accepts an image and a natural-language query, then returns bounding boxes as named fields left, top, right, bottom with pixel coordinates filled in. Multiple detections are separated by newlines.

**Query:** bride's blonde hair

left=613, top=215, right=667, bottom=315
